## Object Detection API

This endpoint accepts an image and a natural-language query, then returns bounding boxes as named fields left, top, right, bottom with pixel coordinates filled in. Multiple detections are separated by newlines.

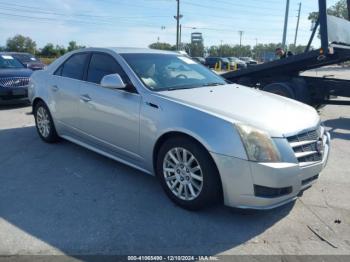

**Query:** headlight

left=236, top=124, right=281, bottom=162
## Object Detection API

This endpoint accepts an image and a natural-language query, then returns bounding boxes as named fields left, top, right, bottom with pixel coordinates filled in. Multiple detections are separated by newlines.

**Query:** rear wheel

left=263, top=82, right=295, bottom=99
left=34, top=101, right=59, bottom=143
left=156, top=136, right=221, bottom=210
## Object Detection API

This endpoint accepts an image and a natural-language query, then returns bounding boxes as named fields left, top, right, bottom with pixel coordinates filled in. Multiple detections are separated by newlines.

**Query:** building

left=191, top=32, right=203, bottom=44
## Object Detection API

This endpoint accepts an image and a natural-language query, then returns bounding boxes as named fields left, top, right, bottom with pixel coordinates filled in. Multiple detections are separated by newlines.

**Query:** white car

left=28, top=48, right=330, bottom=210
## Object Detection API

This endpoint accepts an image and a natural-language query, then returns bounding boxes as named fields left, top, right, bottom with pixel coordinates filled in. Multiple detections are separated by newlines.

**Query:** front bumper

left=0, top=86, right=29, bottom=104
left=211, top=131, right=330, bottom=210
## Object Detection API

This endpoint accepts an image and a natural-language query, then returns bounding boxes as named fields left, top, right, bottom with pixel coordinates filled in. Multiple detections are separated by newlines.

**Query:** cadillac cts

left=28, top=48, right=330, bottom=210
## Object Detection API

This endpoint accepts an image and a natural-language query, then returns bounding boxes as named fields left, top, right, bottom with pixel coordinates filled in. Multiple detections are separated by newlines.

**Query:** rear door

left=78, top=52, right=142, bottom=161
left=50, top=52, right=89, bottom=132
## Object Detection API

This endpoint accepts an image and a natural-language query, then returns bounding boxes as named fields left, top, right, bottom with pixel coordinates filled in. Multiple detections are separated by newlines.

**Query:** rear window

left=13, top=54, right=39, bottom=63
left=57, top=53, right=89, bottom=80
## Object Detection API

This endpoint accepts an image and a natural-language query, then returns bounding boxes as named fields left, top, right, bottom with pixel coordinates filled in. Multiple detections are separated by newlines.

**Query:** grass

left=39, top=57, right=57, bottom=65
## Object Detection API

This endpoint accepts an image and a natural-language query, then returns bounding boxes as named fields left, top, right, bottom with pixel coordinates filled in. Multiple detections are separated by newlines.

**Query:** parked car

left=191, top=57, right=205, bottom=65
left=8, top=52, right=46, bottom=71
left=239, top=57, right=258, bottom=65
left=0, top=53, right=32, bottom=104
left=226, top=57, right=247, bottom=69
left=29, top=48, right=330, bottom=210
left=205, top=57, right=230, bottom=69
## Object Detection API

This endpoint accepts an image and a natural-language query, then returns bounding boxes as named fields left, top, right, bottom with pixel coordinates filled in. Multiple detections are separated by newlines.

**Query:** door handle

left=80, top=94, right=92, bottom=102
left=51, top=85, right=59, bottom=92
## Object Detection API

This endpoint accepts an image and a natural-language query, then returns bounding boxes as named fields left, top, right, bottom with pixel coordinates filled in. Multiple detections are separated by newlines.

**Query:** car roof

left=73, top=47, right=179, bottom=55
left=0, top=52, right=32, bottom=56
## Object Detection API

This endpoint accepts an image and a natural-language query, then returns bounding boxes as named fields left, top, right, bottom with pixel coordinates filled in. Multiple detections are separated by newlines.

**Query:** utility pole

left=294, top=2, right=302, bottom=46
left=282, top=0, right=290, bottom=49
left=220, top=40, right=223, bottom=57
left=174, top=0, right=183, bottom=50
left=238, top=30, right=244, bottom=47
left=347, top=0, right=350, bottom=20
left=179, top=24, right=182, bottom=48
left=255, top=38, right=258, bottom=61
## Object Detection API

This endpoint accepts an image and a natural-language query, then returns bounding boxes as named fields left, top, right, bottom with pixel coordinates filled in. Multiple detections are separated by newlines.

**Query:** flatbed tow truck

left=222, top=0, right=350, bottom=107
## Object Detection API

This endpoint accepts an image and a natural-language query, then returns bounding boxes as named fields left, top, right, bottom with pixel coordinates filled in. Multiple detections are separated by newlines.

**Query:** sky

left=0, top=0, right=341, bottom=49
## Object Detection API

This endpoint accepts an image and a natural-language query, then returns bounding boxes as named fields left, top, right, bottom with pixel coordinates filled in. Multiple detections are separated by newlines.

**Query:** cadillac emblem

left=316, top=139, right=324, bottom=155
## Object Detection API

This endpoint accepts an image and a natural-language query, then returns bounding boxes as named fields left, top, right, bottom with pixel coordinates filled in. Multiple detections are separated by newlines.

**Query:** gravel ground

left=0, top=86, right=349, bottom=257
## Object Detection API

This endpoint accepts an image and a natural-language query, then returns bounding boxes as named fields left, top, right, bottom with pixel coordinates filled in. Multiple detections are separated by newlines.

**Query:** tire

left=34, top=101, right=59, bottom=143
left=156, top=136, right=221, bottom=210
left=290, top=78, right=312, bottom=105
left=263, top=82, right=295, bottom=99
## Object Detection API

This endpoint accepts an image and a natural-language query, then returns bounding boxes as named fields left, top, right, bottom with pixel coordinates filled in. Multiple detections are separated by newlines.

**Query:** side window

left=54, top=65, right=63, bottom=76
left=60, top=53, right=89, bottom=80
left=87, top=53, right=129, bottom=84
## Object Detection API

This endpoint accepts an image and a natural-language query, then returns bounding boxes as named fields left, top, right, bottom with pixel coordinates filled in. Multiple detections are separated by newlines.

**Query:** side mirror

left=100, top=73, right=126, bottom=89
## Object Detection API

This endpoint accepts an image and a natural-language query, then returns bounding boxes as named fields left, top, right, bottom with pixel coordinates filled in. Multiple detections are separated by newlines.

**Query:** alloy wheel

left=36, top=106, right=51, bottom=138
left=163, top=147, right=203, bottom=201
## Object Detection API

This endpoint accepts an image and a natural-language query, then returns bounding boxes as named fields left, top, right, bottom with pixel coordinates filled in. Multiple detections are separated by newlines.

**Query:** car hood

left=0, top=68, right=33, bottom=78
left=158, top=84, right=320, bottom=137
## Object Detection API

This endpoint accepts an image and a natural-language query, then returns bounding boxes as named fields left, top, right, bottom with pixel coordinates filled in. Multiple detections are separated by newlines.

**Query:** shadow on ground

left=0, top=126, right=293, bottom=255
left=0, top=101, right=30, bottom=111
left=324, top=117, right=350, bottom=140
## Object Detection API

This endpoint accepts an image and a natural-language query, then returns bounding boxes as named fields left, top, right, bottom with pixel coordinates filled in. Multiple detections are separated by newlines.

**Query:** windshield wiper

left=165, top=85, right=197, bottom=91
left=200, top=82, right=226, bottom=87
left=163, top=82, right=225, bottom=91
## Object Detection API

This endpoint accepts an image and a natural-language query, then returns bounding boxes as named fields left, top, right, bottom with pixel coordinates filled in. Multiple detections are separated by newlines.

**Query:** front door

left=78, top=52, right=141, bottom=161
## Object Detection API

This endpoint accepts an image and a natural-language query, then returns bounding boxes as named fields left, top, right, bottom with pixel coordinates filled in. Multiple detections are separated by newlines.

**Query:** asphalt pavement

left=0, top=97, right=349, bottom=257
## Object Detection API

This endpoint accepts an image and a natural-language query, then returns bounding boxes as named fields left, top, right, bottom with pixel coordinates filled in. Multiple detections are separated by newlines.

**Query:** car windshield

left=13, top=54, right=39, bottom=63
left=121, top=53, right=227, bottom=91
left=0, top=55, right=25, bottom=69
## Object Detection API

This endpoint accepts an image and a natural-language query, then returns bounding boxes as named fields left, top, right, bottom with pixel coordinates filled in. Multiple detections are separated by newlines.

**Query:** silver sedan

left=28, top=48, right=330, bottom=210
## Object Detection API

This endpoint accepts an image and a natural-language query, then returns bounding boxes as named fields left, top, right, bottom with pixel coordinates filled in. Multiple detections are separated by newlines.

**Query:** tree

left=40, top=43, right=58, bottom=57
left=288, top=44, right=308, bottom=54
left=309, top=0, right=347, bottom=24
left=67, top=41, right=84, bottom=52
left=183, top=43, right=205, bottom=57
left=6, top=34, right=37, bottom=54
left=206, top=44, right=252, bottom=57
left=252, top=43, right=281, bottom=61
left=55, top=45, right=67, bottom=56
left=149, top=42, right=175, bottom=51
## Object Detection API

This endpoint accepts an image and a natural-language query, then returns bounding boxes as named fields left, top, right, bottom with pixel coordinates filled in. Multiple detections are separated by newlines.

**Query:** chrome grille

left=287, top=129, right=319, bottom=143
left=0, top=77, right=30, bottom=88
left=287, top=127, right=324, bottom=164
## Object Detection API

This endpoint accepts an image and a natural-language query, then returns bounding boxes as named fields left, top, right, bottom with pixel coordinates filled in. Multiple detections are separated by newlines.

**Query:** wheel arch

left=152, top=131, right=223, bottom=197
left=32, top=97, right=46, bottom=112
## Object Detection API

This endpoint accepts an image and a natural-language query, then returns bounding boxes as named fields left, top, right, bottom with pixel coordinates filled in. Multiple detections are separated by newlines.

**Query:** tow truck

left=222, top=0, right=350, bottom=107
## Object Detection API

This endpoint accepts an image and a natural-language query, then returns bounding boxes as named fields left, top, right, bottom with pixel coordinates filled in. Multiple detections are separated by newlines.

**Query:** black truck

left=222, top=0, right=350, bottom=107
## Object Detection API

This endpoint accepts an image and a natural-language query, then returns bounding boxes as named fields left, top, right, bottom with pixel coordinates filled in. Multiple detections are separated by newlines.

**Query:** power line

left=0, top=1, right=108, bottom=18
left=0, top=11, right=168, bottom=29
left=0, top=2, right=170, bottom=21
left=181, top=0, right=285, bottom=13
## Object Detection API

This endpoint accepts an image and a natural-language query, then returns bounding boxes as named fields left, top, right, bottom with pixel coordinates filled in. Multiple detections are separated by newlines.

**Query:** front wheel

left=156, top=137, right=221, bottom=210
left=34, top=101, right=59, bottom=143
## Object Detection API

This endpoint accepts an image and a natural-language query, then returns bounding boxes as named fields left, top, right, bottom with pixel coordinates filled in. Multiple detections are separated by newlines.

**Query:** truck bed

left=222, top=47, right=350, bottom=82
